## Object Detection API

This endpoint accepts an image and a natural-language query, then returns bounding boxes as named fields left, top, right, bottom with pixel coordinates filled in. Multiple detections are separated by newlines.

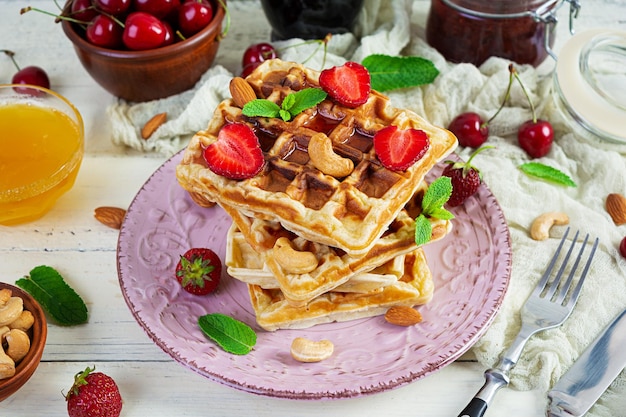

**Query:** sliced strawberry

left=319, top=61, right=371, bottom=108
left=175, top=248, right=222, bottom=296
left=373, top=126, right=430, bottom=171
left=203, top=122, right=264, bottom=180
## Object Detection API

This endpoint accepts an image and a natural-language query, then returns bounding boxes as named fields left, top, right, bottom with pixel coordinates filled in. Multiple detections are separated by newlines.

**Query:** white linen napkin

left=107, top=1, right=626, bottom=414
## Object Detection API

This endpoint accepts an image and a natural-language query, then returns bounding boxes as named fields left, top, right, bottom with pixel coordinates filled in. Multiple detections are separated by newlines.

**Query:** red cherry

left=94, top=0, right=131, bottom=15
left=122, top=12, right=167, bottom=50
left=86, top=14, right=124, bottom=48
left=162, top=21, right=175, bottom=45
left=177, top=0, right=213, bottom=38
left=241, top=42, right=277, bottom=77
left=518, top=119, right=554, bottom=158
left=70, top=0, right=98, bottom=21
left=133, top=0, right=180, bottom=19
left=620, top=237, right=626, bottom=259
left=2, top=50, right=50, bottom=95
left=448, top=112, right=489, bottom=148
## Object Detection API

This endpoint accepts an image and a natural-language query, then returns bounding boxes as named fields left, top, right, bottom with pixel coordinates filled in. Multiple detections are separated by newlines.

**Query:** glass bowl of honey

left=0, top=84, right=84, bottom=226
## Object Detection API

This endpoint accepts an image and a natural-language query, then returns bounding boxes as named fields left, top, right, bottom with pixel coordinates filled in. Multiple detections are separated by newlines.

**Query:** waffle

left=176, top=59, right=458, bottom=256
left=223, top=182, right=451, bottom=306
left=246, top=248, right=433, bottom=331
left=226, top=223, right=405, bottom=294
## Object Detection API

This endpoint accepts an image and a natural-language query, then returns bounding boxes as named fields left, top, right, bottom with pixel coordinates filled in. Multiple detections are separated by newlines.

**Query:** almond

left=229, top=77, right=257, bottom=108
left=94, top=206, right=127, bottom=229
left=606, top=193, right=626, bottom=225
left=384, top=305, right=422, bottom=326
left=141, top=112, right=167, bottom=140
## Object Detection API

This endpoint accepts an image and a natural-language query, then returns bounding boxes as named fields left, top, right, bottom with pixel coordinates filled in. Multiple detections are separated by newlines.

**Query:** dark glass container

left=426, top=0, right=579, bottom=67
left=260, top=0, right=365, bottom=41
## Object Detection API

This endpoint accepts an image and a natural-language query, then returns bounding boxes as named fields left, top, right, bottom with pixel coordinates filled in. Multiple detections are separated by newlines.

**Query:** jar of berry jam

left=426, top=0, right=581, bottom=67
left=260, top=0, right=365, bottom=41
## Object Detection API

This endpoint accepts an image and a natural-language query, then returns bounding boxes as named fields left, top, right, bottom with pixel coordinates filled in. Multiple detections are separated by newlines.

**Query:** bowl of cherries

left=58, top=0, right=226, bottom=102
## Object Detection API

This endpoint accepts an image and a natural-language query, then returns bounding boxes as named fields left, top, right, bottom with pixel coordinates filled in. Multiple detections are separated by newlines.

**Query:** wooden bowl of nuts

left=0, top=282, right=47, bottom=401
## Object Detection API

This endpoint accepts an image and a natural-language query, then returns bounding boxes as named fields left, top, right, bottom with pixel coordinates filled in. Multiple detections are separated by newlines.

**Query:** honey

left=0, top=91, right=84, bottom=226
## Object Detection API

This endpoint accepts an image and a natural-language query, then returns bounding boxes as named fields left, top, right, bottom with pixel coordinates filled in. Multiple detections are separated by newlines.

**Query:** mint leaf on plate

left=519, top=162, right=577, bottom=187
left=15, top=265, right=88, bottom=326
left=362, top=54, right=439, bottom=92
left=198, top=313, right=257, bottom=355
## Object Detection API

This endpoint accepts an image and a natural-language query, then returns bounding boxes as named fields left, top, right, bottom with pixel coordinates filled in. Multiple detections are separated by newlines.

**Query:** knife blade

left=546, top=308, right=626, bottom=417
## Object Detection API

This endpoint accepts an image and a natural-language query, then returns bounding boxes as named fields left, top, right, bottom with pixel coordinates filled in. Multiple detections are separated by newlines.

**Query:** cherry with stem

left=2, top=49, right=50, bottom=95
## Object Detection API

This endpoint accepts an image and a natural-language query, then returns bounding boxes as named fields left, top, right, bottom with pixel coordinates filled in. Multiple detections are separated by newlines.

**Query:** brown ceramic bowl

left=61, top=4, right=225, bottom=102
left=0, top=282, right=47, bottom=402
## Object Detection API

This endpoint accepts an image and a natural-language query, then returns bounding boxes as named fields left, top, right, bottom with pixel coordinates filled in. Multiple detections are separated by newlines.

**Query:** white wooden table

left=1, top=1, right=624, bottom=416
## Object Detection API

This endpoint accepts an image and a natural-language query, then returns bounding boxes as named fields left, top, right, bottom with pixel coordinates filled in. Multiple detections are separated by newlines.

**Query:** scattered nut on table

left=530, top=212, right=569, bottom=241
left=290, top=337, right=334, bottom=363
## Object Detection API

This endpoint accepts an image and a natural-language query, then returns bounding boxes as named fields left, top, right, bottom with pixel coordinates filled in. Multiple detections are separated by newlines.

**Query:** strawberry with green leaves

left=176, top=248, right=222, bottom=295
left=65, top=367, right=122, bottom=417
left=319, top=61, right=371, bottom=108
left=441, top=146, right=492, bottom=207
left=203, top=122, right=264, bottom=180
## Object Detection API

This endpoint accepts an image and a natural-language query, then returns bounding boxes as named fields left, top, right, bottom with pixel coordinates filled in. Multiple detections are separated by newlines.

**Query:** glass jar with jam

left=426, top=0, right=580, bottom=67
left=260, top=0, right=365, bottom=41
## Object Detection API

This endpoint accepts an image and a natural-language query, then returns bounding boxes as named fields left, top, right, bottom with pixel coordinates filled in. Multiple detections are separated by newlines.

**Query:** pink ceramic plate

left=117, top=151, right=511, bottom=400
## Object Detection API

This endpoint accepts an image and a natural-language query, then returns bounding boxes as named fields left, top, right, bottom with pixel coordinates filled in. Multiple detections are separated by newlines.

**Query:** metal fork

left=457, top=228, right=598, bottom=417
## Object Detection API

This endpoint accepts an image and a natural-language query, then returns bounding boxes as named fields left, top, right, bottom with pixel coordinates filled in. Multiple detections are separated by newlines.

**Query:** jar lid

left=554, top=29, right=626, bottom=143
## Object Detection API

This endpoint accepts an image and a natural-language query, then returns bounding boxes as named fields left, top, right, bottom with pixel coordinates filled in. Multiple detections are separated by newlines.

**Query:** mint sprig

left=15, top=265, right=88, bottom=326
left=414, top=177, right=454, bottom=246
left=362, top=54, right=439, bottom=92
left=519, top=162, right=577, bottom=187
left=242, top=88, right=327, bottom=122
left=198, top=313, right=257, bottom=355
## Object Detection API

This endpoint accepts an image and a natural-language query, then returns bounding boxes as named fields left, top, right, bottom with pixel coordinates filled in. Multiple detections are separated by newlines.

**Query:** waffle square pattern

left=176, top=59, right=458, bottom=257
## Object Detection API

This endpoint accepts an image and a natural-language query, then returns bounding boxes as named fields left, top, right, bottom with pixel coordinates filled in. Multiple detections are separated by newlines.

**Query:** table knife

left=546, top=308, right=626, bottom=417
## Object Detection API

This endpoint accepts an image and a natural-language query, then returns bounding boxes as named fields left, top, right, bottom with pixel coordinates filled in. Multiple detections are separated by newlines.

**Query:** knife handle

left=456, top=368, right=509, bottom=417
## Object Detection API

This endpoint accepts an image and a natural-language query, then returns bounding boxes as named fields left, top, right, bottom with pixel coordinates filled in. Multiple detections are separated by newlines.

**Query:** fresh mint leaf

left=519, top=162, right=577, bottom=187
left=362, top=54, right=439, bottom=92
left=242, top=99, right=281, bottom=118
left=198, top=313, right=257, bottom=355
left=422, top=176, right=453, bottom=214
left=241, top=88, right=327, bottom=122
left=414, top=177, right=454, bottom=246
left=15, top=265, right=88, bottom=326
left=288, top=88, right=327, bottom=116
left=414, top=215, right=432, bottom=247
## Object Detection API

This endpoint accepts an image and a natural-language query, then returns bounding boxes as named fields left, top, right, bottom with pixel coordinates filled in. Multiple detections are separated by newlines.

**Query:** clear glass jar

left=426, top=0, right=580, bottom=67
left=553, top=29, right=626, bottom=144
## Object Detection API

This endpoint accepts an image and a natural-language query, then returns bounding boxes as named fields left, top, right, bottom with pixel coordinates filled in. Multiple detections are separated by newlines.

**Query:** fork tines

left=534, top=228, right=599, bottom=306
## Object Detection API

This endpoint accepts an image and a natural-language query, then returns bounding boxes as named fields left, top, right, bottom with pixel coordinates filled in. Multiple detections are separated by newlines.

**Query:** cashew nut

left=0, top=289, right=11, bottom=306
left=8, top=310, right=34, bottom=332
left=0, top=326, right=9, bottom=340
left=0, top=346, right=15, bottom=380
left=273, top=237, right=318, bottom=274
left=530, top=212, right=570, bottom=241
left=5, top=329, right=30, bottom=363
left=290, top=337, right=334, bottom=363
left=0, top=297, right=24, bottom=327
left=308, top=132, right=354, bottom=177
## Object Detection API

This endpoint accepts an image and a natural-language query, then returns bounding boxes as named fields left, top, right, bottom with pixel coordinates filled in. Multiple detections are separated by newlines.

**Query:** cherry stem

left=483, top=66, right=515, bottom=127
left=510, top=64, right=537, bottom=123
left=20, top=6, right=88, bottom=25
left=276, top=33, right=331, bottom=70
left=1, top=49, right=21, bottom=71
left=216, top=0, right=230, bottom=41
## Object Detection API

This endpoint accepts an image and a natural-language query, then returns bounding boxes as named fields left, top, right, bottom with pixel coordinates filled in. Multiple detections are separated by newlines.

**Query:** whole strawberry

left=175, top=248, right=222, bottom=295
left=66, top=367, right=122, bottom=417
left=441, top=146, right=491, bottom=207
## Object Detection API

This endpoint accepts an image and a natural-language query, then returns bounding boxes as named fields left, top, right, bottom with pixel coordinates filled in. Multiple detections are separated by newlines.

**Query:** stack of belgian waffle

left=176, top=59, right=458, bottom=331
